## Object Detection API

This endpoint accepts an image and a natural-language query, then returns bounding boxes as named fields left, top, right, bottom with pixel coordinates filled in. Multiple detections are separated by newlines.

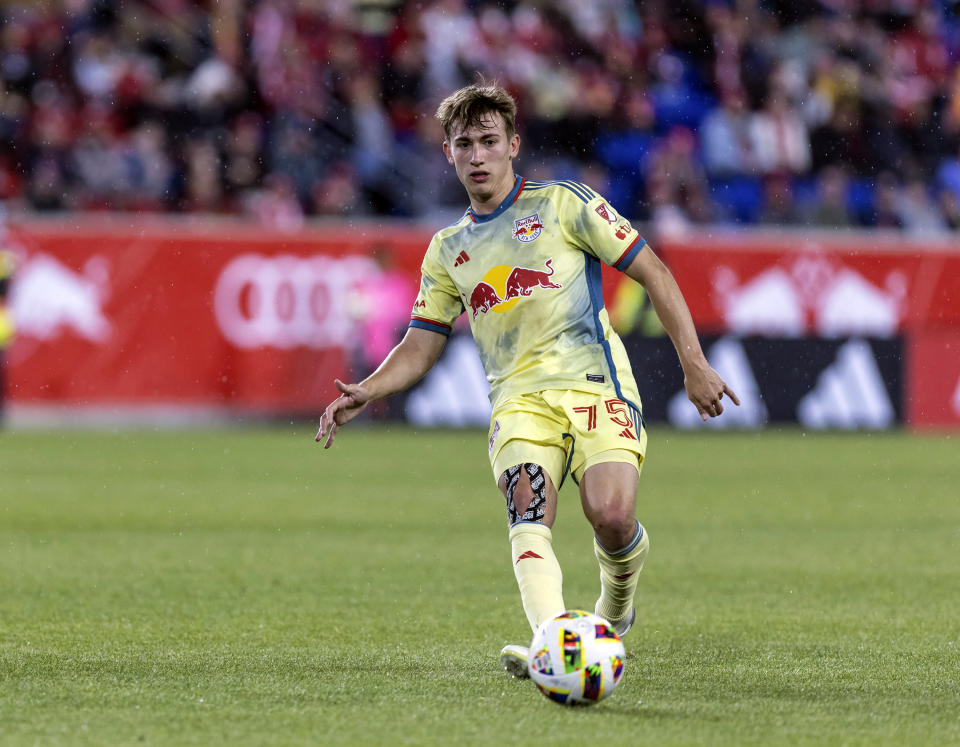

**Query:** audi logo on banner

left=213, top=253, right=380, bottom=349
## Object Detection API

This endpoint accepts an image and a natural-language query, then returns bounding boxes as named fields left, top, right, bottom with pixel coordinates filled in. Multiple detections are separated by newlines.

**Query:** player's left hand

left=684, top=363, right=740, bottom=421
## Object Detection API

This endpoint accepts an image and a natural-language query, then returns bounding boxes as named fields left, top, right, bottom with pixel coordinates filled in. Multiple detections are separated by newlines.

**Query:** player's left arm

left=623, top=247, right=740, bottom=420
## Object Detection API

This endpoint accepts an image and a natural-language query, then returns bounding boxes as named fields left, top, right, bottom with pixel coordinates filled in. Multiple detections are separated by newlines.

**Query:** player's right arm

left=315, top=327, right=447, bottom=449
left=316, top=235, right=463, bottom=449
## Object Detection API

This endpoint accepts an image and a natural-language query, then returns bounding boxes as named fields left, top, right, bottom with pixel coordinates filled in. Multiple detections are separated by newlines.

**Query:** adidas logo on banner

left=667, top=338, right=768, bottom=429
left=797, top=339, right=893, bottom=428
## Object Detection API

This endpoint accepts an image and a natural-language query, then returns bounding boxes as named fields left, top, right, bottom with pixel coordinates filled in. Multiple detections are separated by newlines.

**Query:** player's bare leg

left=498, top=463, right=562, bottom=678
left=579, top=460, right=649, bottom=636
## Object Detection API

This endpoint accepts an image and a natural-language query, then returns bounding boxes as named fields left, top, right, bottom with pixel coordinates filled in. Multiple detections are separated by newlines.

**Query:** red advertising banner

left=4, top=218, right=428, bottom=411
left=656, top=232, right=960, bottom=336
left=906, top=331, right=960, bottom=428
left=3, top=219, right=960, bottom=421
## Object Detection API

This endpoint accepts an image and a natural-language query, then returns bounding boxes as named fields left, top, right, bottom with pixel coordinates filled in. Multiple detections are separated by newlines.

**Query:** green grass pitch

left=1, top=426, right=958, bottom=745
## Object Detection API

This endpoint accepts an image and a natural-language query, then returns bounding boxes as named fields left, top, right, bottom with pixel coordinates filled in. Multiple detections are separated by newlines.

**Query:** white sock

left=594, top=521, right=649, bottom=624
left=510, top=522, right=565, bottom=632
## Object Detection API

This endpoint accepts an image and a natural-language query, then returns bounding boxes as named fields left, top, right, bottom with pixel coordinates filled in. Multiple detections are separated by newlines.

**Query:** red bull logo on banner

left=467, top=258, right=562, bottom=319
left=513, top=213, right=544, bottom=242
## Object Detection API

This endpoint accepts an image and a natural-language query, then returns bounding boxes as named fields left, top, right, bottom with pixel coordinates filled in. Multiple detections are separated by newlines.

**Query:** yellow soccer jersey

left=409, top=175, right=646, bottom=418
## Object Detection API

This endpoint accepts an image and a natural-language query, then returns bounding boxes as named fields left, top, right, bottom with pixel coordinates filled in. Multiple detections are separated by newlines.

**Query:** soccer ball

left=527, top=610, right=626, bottom=706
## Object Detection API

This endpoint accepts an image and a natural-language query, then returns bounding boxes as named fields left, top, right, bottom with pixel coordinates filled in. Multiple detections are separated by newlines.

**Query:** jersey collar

left=468, top=175, right=525, bottom=223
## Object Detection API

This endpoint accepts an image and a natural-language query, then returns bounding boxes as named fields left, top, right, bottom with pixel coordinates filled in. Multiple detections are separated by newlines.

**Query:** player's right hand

left=315, top=379, right=370, bottom=449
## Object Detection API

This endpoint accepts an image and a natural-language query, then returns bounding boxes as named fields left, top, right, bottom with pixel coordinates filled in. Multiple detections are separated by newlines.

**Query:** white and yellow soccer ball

left=527, top=610, right=626, bottom=706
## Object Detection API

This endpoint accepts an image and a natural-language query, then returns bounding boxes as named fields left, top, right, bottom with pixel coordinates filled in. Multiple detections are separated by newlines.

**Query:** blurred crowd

left=4, top=0, right=960, bottom=233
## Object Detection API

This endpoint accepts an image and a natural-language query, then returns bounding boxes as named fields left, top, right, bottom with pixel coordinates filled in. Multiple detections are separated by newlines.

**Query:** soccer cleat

left=500, top=644, right=531, bottom=679
left=595, top=601, right=636, bottom=637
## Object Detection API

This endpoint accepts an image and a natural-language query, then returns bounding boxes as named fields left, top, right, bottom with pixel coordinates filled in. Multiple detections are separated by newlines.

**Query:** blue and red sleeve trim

left=409, top=316, right=453, bottom=336
left=613, top=235, right=646, bottom=271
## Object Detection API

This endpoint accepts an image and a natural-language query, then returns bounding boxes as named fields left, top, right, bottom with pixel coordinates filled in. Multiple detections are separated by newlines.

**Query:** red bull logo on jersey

left=468, top=281, right=501, bottom=318
left=467, top=258, right=562, bottom=319
left=513, top=213, right=544, bottom=242
left=504, top=258, right=562, bottom=298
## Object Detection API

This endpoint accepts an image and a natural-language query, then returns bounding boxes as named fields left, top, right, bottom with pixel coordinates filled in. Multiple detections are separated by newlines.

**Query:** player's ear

left=509, top=133, right=520, bottom=160
left=442, top=139, right=454, bottom=164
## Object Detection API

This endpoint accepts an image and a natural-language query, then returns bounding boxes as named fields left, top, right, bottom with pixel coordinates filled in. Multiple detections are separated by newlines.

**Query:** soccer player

left=316, top=82, right=739, bottom=678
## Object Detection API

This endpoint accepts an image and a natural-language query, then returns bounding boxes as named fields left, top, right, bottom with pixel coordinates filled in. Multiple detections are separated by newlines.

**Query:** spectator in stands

left=312, top=161, right=363, bottom=217
left=181, top=135, right=224, bottom=213
left=419, top=0, right=483, bottom=93
left=749, top=81, right=812, bottom=177
left=594, top=86, right=658, bottom=218
left=704, top=2, right=748, bottom=97
left=71, top=104, right=126, bottom=209
left=647, top=126, right=714, bottom=228
left=242, top=172, right=304, bottom=232
left=391, top=103, right=465, bottom=221
left=897, top=177, right=948, bottom=234
left=381, top=20, right=427, bottom=143
left=348, top=72, right=402, bottom=214
left=701, top=88, right=758, bottom=178
left=806, top=166, right=854, bottom=228
left=757, top=173, right=802, bottom=226
left=868, top=172, right=905, bottom=230
left=939, top=189, right=960, bottom=229
left=123, top=121, right=175, bottom=210
left=223, top=113, right=266, bottom=208
left=26, top=151, right=69, bottom=212
left=645, top=128, right=716, bottom=236
left=268, top=113, right=325, bottom=210
left=936, top=140, right=960, bottom=206
left=809, top=98, right=871, bottom=175
left=25, top=80, right=73, bottom=211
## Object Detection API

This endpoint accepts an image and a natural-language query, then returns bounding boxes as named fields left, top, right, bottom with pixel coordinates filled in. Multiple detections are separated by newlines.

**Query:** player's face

left=443, top=113, right=520, bottom=211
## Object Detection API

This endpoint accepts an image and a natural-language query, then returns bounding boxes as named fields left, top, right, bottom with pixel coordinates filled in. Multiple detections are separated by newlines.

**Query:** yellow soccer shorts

left=488, top=389, right=647, bottom=490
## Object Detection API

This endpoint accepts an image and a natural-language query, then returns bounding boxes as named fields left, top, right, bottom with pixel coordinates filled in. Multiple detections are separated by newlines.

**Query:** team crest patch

left=513, top=213, right=544, bottom=242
